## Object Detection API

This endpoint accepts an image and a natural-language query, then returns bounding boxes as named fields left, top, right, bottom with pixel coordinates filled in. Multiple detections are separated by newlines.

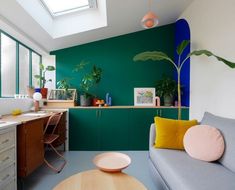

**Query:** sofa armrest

left=149, top=123, right=156, bottom=149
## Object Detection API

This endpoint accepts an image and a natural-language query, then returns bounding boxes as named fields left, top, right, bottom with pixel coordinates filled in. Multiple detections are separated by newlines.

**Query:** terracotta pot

left=40, top=88, right=48, bottom=99
left=92, top=98, right=98, bottom=106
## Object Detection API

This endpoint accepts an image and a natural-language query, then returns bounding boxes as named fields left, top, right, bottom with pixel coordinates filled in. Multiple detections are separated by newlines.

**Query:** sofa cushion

left=183, top=125, right=225, bottom=162
left=149, top=147, right=235, bottom=190
left=154, top=117, right=198, bottom=150
left=201, top=112, right=235, bottom=172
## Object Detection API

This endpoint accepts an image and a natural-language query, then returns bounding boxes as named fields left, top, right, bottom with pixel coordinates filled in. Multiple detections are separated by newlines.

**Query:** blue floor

left=22, top=151, right=156, bottom=190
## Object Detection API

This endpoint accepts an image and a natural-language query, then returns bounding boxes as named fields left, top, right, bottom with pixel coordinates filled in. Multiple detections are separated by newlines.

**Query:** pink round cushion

left=183, top=125, right=225, bottom=162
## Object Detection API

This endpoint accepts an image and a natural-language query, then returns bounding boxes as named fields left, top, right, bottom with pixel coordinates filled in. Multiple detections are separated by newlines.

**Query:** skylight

left=41, top=0, right=97, bottom=17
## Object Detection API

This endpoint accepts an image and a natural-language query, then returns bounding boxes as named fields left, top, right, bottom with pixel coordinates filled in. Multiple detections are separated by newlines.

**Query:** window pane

left=32, top=52, right=40, bottom=88
left=1, top=33, right=16, bottom=97
left=43, top=0, right=89, bottom=13
left=19, top=45, right=30, bottom=94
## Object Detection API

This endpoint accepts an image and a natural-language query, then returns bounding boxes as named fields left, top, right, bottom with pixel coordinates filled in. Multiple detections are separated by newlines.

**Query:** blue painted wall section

left=174, top=19, right=190, bottom=107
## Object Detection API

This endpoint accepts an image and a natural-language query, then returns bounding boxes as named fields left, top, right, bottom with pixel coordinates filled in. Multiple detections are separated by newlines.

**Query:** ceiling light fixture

left=141, top=0, right=159, bottom=29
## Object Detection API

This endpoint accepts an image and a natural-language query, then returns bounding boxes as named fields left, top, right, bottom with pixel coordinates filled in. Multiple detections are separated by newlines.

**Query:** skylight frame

left=40, top=0, right=97, bottom=17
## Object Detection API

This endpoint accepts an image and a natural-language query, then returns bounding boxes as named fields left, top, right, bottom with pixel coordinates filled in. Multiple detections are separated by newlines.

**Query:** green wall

left=51, top=24, right=175, bottom=105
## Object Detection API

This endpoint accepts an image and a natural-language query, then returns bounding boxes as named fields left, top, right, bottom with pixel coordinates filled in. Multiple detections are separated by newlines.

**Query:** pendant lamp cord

left=148, top=0, right=152, bottom=11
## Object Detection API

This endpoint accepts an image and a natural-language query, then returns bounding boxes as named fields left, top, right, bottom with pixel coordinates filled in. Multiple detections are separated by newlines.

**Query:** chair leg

left=44, top=144, right=67, bottom=173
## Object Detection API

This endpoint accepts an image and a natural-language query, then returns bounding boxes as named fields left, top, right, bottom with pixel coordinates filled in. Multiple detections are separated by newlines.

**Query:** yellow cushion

left=154, top=117, right=198, bottom=150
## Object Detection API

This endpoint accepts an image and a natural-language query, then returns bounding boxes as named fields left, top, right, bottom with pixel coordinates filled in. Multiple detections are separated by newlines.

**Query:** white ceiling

left=0, top=0, right=194, bottom=53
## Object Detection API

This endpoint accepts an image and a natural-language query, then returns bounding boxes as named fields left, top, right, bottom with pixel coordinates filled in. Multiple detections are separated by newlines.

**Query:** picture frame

left=48, top=89, right=77, bottom=101
left=134, top=88, right=156, bottom=106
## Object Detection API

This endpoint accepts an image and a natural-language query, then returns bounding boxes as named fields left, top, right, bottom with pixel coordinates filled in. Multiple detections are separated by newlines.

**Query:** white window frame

left=40, top=0, right=97, bottom=17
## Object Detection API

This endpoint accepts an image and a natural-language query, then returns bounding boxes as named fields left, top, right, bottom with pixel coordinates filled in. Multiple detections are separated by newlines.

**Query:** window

left=32, top=52, right=40, bottom=87
left=19, top=45, right=30, bottom=94
left=41, top=0, right=97, bottom=17
left=0, top=30, right=41, bottom=97
left=1, top=33, right=17, bottom=97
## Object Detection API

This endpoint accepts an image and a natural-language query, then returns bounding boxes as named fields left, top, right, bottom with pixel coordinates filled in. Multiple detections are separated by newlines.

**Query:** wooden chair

left=43, top=112, right=66, bottom=173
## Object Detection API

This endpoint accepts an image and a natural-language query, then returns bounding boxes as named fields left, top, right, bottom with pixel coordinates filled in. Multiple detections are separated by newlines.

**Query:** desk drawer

left=0, top=164, right=15, bottom=187
left=0, top=131, right=15, bottom=151
left=0, top=148, right=15, bottom=171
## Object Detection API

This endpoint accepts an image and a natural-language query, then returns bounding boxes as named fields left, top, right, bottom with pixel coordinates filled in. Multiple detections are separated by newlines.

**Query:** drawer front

left=0, top=164, right=15, bottom=187
left=1, top=178, right=16, bottom=190
left=0, top=131, right=15, bottom=151
left=0, top=148, right=15, bottom=171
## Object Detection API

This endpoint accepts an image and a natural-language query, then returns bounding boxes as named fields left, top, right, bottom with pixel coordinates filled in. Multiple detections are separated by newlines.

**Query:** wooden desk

left=1, top=111, right=67, bottom=177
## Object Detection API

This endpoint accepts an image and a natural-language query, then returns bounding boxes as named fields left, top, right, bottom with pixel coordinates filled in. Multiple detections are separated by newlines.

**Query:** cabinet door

left=161, top=108, right=189, bottom=120
left=129, top=108, right=158, bottom=150
left=69, top=109, right=99, bottom=150
left=17, top=119, right=44, bottom=177
left=99, top=109, right=130, bottom=150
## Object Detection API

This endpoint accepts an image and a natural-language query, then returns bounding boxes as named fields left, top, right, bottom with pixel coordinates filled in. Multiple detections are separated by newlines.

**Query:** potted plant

left=57, top=78, right=72, bottom=100
left=73, top=61, right=102, bottom=106
left=34, top=63, right=55, bottom=98
left=156, top=76, right=178, bottom=106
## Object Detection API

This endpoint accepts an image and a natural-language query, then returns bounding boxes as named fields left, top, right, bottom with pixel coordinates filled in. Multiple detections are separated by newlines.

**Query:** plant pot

left=163, top=95, right=174, bottom=106
left=40, top=88, right=48, bottom=99
left=80, top=95, right=91, bottom=106
left=92, top=98, right=98, bottom=106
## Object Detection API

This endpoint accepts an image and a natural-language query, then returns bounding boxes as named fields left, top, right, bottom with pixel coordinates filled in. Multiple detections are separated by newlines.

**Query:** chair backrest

left=44, top=112, right=63, bottom=135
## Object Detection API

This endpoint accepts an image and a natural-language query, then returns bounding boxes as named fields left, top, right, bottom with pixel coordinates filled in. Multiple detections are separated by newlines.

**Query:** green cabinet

left=69, top=107, right=189, bottom=150
left=129, top=109, right=156, bottom=150
left=69, top=109, right=99, bottom=150
left=99, top=109, right=130, bottom=150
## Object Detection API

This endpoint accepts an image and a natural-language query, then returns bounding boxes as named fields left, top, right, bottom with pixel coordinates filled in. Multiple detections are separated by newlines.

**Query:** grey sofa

left=149, top=112, right=235, bottom=190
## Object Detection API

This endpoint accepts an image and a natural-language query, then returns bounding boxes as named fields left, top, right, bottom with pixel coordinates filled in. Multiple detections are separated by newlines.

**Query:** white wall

left=180, top=0, right=235, bottom=120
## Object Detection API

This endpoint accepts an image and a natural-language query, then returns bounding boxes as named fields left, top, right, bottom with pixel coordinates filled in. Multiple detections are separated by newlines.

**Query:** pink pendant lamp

left=141, top=0, right=159, bottom=28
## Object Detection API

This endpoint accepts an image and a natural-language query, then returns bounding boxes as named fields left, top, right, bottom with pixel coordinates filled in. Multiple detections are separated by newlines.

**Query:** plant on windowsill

left=133, top=40, right=235, bottom=119
left=34, top=63, right=55, bottom=99
left=73, top=61, right=102, bottom=106
left=156, top=76, right=178, bottom=106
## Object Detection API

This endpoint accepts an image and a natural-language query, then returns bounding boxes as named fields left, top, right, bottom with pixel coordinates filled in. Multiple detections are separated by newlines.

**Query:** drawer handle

left=1, top=174, right=10, bottom=181
left=1, top=139, right=10, bottom=144
left=1, top=156, right=10, bottom=163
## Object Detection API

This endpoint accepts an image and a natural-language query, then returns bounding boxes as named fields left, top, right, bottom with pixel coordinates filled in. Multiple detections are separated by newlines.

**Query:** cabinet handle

left=1, top=174, right=10, bottom=181
left=159, top=109, right=162, bottom=116
left=156, top=110, right=159, bottom=116
left=1, top=139, right=9, bottom=144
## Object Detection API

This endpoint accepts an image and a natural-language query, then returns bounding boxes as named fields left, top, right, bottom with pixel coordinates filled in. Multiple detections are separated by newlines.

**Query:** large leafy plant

left=73, top=61, right=102, bottom=97
left=34, top=63, right=55, bottom=88
left=133, top=40, right=235, bottom=119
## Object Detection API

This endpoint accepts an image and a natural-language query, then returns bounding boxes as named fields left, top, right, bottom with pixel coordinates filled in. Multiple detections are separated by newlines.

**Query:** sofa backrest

left=201, top=112, right=235, bottom=173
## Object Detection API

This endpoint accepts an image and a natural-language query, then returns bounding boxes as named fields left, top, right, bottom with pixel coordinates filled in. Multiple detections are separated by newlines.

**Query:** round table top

left=53, top=169, right=147, bottom=190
